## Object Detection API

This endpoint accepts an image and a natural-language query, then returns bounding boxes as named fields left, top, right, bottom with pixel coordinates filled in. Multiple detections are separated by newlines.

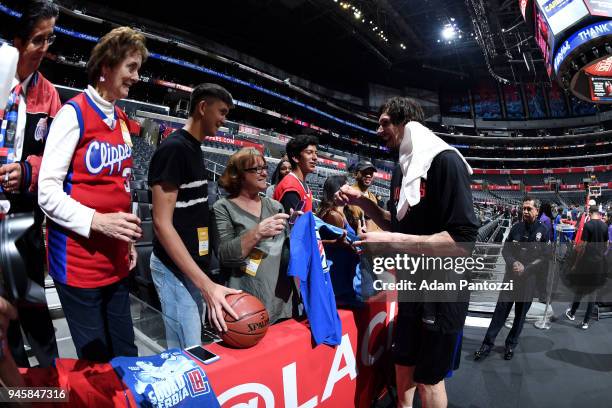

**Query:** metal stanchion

left=535, top=230, right=559, bottom=330
left=534, top=259, right=555, bottom=329
left=534, top=224, right=572, bottom=329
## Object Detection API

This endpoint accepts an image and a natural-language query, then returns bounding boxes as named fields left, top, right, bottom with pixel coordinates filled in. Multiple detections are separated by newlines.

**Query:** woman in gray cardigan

left=213, top=148, right=298, bottom=323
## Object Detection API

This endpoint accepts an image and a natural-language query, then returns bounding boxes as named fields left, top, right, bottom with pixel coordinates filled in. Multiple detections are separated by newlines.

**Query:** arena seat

left=132, top=244, right=161, bottom=311
left=138, top=203, right=152, bottom=221
left=132, top=189, right=151, bottom=204
left=138, top=220, right=155, bottom=245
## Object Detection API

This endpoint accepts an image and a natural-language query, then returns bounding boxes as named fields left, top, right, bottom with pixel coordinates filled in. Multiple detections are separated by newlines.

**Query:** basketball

left=220, top=293, right=270, bottom=348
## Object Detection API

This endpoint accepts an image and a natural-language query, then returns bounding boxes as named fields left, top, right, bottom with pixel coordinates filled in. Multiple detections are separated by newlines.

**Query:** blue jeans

left=150, top=253, right=204, bottom=349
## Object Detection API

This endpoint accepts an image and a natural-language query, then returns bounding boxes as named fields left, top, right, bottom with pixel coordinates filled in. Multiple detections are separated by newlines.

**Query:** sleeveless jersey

left=272, top=172, right=313, bottom=213
left=47, top=92, right=133, bottom=288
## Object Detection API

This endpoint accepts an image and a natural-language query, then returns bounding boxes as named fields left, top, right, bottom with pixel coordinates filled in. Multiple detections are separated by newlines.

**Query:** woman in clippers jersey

left=38, top=27, right=147, bottom=361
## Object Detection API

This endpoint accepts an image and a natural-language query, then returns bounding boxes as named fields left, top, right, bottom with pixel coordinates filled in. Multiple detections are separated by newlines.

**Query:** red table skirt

left=21, top=295, right=397, bottom=407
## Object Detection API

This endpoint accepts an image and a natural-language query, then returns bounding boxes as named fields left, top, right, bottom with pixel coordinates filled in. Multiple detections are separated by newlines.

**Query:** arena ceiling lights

left=333, top=0, right=399, bottom=48
left=438, top=18, right=465, bottom=44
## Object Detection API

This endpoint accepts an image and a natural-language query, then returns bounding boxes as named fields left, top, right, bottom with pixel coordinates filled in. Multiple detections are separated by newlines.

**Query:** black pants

left=7, top=223, right=58, bottom=368
left=483, top=300, right=532, bottom=348
left=55, top=278, right=137, bottom=362
left=571, top=294, right=595, bottom=323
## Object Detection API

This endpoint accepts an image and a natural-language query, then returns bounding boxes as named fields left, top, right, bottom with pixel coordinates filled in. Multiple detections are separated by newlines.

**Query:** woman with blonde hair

left=39, top=27, right=147, bottom=360
left=213, top=148, right=298, bottom=323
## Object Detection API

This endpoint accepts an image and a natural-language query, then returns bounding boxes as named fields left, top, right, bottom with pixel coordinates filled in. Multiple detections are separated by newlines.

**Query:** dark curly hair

left=286, top=134, right=318, bottom=170
left=378, top=97, right=425, bottom=125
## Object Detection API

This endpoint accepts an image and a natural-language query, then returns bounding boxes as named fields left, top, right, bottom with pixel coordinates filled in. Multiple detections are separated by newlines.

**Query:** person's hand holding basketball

left=201, top=282, right=241, bottom=332
left=256, top=213, right=289, bottom=239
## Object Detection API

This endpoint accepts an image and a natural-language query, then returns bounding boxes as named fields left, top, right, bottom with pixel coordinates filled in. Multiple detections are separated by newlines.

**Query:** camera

left=0, top=213, right=46, bottom=306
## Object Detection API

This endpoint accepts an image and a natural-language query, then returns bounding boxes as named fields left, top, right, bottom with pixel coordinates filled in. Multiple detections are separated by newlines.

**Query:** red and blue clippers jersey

left=288, top=212, right=342, bottom=346
left=47, top=93, right=133, bottom=288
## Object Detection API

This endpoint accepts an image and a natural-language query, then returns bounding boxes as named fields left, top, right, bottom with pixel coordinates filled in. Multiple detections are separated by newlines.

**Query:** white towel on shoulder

left=396, top=121, right=472, bottom=221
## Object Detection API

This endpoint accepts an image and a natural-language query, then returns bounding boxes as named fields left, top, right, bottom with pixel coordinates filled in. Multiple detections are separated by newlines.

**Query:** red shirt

left=47, top=93, right=133, bottom=288
left=273, top=172, right=313, bottom=213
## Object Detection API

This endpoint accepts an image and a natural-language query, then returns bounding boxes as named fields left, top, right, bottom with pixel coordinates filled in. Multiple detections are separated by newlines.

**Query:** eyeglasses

left=244, top=165, right=269, bottom=175
left=29, top=34, right=56, bottom=48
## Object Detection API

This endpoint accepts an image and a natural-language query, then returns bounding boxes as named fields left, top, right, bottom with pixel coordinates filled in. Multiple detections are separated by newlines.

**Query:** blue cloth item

left=318, top=217, right=360, bottom=306
left=314, top=215, right=378, bottom=304
left=553, top=215, right=561, bottom=242
left=314, top=215, right=377, bottom=303
left=314, top=215, right=345, bottom=240
left=111, top=348, right=220, bottom=408
left=289, top=213, right=342, bottom=346
left=0, top=83, right=22, bottom=152
left=0, top=82, right=22, bottom=173
left=539, top=214, right=553, bottom=242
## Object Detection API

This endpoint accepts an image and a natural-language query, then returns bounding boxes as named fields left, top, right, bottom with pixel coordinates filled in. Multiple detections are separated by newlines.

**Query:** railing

left=476, top=216, right=511, bottom=243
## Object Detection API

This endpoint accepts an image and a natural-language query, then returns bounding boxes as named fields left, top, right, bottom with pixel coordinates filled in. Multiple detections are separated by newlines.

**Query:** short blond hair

left=87, top=26, right=148, bottom=86
left=219, top=148, right=265, bottom=197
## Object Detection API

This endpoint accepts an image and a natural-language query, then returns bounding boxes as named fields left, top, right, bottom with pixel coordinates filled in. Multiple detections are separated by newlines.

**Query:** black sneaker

left=565, top=308, right=575, bottom=321
left=504, top=346, right=514, bottom=360
left=474, top=344, right=492, bottom=361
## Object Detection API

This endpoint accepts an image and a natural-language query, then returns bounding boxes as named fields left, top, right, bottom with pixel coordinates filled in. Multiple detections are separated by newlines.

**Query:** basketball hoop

left=588, top=185, right=601, bottom=198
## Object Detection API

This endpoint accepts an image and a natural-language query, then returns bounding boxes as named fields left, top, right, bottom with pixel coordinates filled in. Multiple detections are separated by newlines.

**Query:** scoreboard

left=523, top=0, right=612, bottom=103
left=536, top=0, right=590, bottom=35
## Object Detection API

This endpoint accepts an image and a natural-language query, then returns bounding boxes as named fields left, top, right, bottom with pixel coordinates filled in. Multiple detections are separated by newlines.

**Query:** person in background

left=0, top=0, right=60, bottom=368
left=319, top=174, right=361, bottom=233
left=148, top=83, right=240, bottom=347
left=565, top=205, right=609, bottom=330
left=553, top=207, right=563, bottom=242
left=265, top=156, right=290, bottom=198
left=273, top=135, right=317, bottom=214
left=346, top=161, right=381, bottom=232
left=606, top=211, right=612, bottom=274
left=214, top=148, right=296, bottom=324
left=606, top=211, right=612, bottom=246
left=539, top=201, right=553, bottom=242
left=475, top=196, right=549, bottom=361
left=571, top=205, right=579, bottom=222
left=38, top=27, right=147, bottom=361
left=317, top=174, right=360, bottom=306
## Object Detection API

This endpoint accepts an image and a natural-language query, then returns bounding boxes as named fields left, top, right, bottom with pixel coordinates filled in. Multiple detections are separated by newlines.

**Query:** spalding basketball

left=220, top=293, right=270, bottom=348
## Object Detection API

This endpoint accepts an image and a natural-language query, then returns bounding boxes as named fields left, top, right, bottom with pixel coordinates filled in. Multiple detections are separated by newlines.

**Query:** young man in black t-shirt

left=565, top=205, right=609, bottom=329
left=148, top=83, right=240, bottom=348
left=336, top=97, right=478, bottom=408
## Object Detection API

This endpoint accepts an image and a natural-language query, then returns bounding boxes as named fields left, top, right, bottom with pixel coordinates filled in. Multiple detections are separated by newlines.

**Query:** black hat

left=356, top=161, right=377, bottom=172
